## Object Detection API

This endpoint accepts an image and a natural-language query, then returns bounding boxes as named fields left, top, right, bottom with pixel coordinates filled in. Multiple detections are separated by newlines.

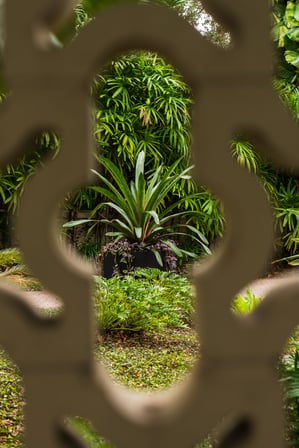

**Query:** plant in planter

left=100, top=239, right=180, bottom=278
left=64, top=151, right=210, bottom=276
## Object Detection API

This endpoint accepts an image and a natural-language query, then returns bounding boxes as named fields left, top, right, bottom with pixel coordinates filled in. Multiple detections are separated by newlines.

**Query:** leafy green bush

left=0, top=132, right=59, bottom=216
left=95, top=272, right=264, bottom=335
left=278, top=329, right=299, bottom=448
left=273, top=0, right=299, bottom=84
left=275, top=177, right=299, bottom=256
left=93, top=269, right=194, bottom=333
left=93, top=53, right=192, bottom=173
left=0, top=248, right=23, bottom=270
left=231, top=288, right=262, bottom=314
left=0, top=248, right=42, bottom=290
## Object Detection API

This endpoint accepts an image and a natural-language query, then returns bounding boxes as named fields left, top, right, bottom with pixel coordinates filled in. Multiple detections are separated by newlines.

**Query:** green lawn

left=0, top=328, right=213, bottom=448
left=0, top=351, right=24, bottom=447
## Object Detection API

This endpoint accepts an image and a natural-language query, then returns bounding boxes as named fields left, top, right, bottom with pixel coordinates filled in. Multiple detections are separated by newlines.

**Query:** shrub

left=231, top=288, right=262, bottom=314
left=93, top=269, right=194, bottom=333
left=0, top=248, right=23, bottom=271
left=0, top=248, right=42, bottom=290
left=279, top=335, right=299, bottom=446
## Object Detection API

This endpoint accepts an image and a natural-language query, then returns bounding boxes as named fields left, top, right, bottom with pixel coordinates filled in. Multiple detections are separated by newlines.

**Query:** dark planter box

left=102, top=249, right=165, bottom=279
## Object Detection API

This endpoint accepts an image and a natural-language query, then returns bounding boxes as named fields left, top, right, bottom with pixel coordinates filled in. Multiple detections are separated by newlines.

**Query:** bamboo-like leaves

left=94, top=52, right=192, bottom=172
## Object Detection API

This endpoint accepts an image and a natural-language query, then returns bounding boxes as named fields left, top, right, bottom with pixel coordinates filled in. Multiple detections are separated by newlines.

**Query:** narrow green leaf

left=184, top=224, right=210, bottom=245
left=162, top=240, right=182, bottom=258
left=285, top=50, right=299, bottom=68
left=135, top=150, right=145, bottom=185
left=135, top=227, right=142, bottom=239
left=101, top=219, right=133, bottom=238
left=177, top=248, right=198, bottom=259
left=285, top=1, right=299, bottom=27
left=105, top=231, right=125, bottom=237
left=151, top=249, right=163, bottom=267
left=287, top=27, right=299, bottom=42
left=62, top=219, right=96, bottom=228
left=145, top=210, right=160, bottom=225
left=104, top=203, right=136, bottom=227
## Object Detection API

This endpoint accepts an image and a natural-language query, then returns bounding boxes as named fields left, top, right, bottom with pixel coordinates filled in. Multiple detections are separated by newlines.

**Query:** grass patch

left=69, top=328, right=212, bottom=448
left=0, top=328, right=203, bottom=448
left=96, top=328, right=199, bottom=391
left=0, top=350, right=24, bottom=447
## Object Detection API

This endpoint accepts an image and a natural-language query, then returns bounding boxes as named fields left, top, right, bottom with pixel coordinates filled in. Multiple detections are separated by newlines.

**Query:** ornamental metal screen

left=0, top=0, right=299, bottom=447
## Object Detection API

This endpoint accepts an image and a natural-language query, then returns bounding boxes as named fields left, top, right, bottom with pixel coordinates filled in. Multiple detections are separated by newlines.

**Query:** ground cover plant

left=279, top=329, right=299, bottom=446
left=0, top=351, right=24, bottom=447
left=93, top=269, right=195, bottom=332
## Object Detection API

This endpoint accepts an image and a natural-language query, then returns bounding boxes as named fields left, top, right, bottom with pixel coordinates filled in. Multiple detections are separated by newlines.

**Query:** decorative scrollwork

left=0, top=1, right=298, bottom=447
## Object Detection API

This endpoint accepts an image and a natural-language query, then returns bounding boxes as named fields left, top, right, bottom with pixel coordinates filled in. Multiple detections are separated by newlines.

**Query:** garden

left=0, top=0, right=298, bottom=446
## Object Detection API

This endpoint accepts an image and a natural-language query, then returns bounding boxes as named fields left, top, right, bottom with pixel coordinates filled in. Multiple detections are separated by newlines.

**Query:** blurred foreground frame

left=0, top=0, right=298, bottom=447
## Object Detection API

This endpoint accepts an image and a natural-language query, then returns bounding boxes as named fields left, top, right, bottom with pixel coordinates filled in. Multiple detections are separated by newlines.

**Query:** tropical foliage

left=0, top=1, right=298, bottom=269
left=231, top=139, right=299, bottom=261
left=93, top=52, right=192, bottom=173
left=94, top=269, right=194, bottom=332
left=64, top=151, right=210, bottom=266
left=0, top=130, right=59, bottom=248
left=0, top=131, right=59, bottom=215
left=231, top=288, right=262, bottom=314
left=67, top=1, right=299, bottom=264
left=273, top=0, right=299, bottom=84
left=279, top=333, right=299, bottom=446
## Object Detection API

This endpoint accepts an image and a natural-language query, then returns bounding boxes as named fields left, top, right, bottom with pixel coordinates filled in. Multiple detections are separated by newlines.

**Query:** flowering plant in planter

left=64, top=151, right=210, bottom=275
left=100, top=239, right=179, bottom=277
